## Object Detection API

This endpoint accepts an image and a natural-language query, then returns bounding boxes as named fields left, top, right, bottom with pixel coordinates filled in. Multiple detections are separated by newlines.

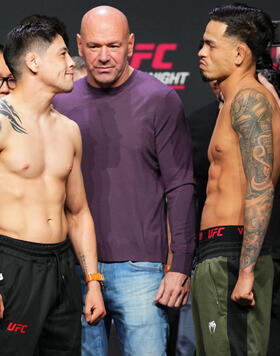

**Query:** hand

left=231, top=270, right=255, bottom=306
left=84, top=281, right=106, bottom=325
left=154, top=272, right=190, bottom=308
left=0, top=294, right=4, bottom=319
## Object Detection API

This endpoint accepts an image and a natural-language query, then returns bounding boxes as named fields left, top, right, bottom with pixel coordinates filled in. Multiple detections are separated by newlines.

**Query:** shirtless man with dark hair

left=0, top=14, right=105, bottom=356
left=191, top=4, right=280, bottom=356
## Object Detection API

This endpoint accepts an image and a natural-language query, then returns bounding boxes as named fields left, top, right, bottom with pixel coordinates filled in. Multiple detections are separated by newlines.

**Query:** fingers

left=85, top=304, right=106, bottom=325
left=231, top=291, right=255, bottom=306
left=155, top=274, right=190, bottom=308
left=153, top=280, right=164, bottom=302
left=181, top=289, right=190, bottom=307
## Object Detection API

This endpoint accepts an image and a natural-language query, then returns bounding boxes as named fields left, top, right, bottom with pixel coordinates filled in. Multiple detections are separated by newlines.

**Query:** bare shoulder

left=230, top=86, right=273, bottom=130
left=0, top=98, right=24, bottom=146
left=51, top=106, right=81, bottom=137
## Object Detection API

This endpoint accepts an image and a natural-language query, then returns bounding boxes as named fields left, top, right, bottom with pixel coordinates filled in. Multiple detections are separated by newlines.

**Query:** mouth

left=199, top=61, right=207, bottom=69
left=95, top=67, right=114, bottom=73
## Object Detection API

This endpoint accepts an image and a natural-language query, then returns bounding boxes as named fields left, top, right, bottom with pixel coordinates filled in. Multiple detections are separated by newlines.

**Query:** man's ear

left=77, top=34, right=83, bottom=57
left=128, top=33, right=135, bottom=59
left=25, top=52, right=40, bottom=74
left=235, top=43, right=247, bottom=66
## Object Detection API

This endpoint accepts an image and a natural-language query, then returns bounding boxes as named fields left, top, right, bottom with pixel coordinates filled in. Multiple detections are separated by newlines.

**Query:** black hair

left=4, top=14, right=69, bottom=79
left=209, top=3, right=274, bottom=61
left=0, top=44, right=4, bottom=53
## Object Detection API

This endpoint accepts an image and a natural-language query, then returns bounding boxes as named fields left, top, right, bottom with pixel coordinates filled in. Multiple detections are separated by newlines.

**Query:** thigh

left=246, top=255, right=273, bottom=356
left=176, top=294, right=196, bottom=356
left=191, top=257, right=231, bottom=356
left=103, top=261, right=169, bottom=356
left=37, top=254, right=83, bottom=356
left=0, top=251, right=53, bottom=356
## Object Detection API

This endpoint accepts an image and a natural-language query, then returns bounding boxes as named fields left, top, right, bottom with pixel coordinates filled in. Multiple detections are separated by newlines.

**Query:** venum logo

left=208, top=320, right=216, bottom=334
left=131, top=43, right=190, bottom=90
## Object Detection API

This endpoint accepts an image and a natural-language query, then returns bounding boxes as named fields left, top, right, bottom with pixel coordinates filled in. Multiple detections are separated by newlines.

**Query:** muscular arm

left=65, top=121, right=105, bottom=323
left=231, top=88, right=274, bottom=304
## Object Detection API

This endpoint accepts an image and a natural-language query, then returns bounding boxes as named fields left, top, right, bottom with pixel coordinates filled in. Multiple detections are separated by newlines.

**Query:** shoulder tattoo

left=0, top=99, right=27, bottom=134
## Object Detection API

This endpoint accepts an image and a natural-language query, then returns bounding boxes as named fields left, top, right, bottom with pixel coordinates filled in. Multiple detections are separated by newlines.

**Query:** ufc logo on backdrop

left=131, top=43, right=177, bottom=69
left=131, top=43, right=190, bottom=90
left=7, top=322, right=28, bottom=334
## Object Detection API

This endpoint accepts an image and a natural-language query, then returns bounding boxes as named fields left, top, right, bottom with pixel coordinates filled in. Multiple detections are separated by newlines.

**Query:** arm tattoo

left=0, top=99, right=27, bottom=134
left=231, top=88, right=274, bottom=270
left=79, top=253, right=89, bottom=275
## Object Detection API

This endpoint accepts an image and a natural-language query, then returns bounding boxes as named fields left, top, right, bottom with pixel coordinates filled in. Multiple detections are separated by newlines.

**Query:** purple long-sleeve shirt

left=53, top=69, right=195, bottom=274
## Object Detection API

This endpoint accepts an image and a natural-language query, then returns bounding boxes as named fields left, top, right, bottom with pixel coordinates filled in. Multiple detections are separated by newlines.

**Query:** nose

left=68, top=54, right=75, bottom=69
left=198, top=44, right=206, bottom=58
left=99, top=46, right=110, bottom=63
left=0, top=81, right=11, bottom=95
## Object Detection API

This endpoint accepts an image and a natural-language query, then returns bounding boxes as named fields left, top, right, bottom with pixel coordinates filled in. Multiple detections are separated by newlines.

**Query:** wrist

left=87, top=280, right=101, bottom=290
left=239, top=268, right=254, bottom=277
left=85, top=272, right=104, bottom=287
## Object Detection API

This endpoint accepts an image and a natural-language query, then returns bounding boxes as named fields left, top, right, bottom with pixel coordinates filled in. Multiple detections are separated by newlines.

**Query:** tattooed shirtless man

left=191, top=4, right=280, bottom=356
left=0, top=15, right=105, bottom=356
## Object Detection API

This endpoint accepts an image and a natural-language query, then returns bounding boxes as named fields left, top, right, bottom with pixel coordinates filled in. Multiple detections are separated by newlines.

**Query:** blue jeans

left=78, top=261, right=169, bottom=356
left=175, top=294, right=196, bottom=356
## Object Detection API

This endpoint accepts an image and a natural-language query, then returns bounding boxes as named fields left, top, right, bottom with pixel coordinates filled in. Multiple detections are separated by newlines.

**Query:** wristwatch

left=85, top=272, right=104, bottom=287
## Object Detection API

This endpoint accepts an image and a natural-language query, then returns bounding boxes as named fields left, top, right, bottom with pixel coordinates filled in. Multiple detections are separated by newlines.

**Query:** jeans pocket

left=128, top=261, right=163, bottom=272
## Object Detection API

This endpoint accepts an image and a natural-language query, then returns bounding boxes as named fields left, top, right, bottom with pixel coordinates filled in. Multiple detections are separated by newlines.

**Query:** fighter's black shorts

left=0, top=235, right=82, bottom=356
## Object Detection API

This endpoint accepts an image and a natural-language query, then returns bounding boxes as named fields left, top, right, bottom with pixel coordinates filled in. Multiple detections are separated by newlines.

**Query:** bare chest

left=208, top=111, right=240, bottom=165
left=1, top=130, right=74, bottom=180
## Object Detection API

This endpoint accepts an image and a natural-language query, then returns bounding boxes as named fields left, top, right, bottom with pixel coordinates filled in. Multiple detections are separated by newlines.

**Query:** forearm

left=167, top=183, right=196, bottom=275
left=241, top=185, right=274, bottom=271
left=67, top=208, right=98, bottom=275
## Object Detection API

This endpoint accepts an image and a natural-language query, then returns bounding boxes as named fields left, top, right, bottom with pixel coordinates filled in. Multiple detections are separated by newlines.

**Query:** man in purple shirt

left=53, top=6, right=195, bottom=356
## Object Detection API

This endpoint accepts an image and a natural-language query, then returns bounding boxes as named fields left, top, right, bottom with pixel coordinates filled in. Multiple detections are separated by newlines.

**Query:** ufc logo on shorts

left=131, top=43, right=177, bottom=69
left=7, top=322, right=28, bottom=334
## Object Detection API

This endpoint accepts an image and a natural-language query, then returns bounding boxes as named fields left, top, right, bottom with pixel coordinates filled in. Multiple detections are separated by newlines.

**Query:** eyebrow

left=59, top=46, right=69, bottom=53
left=86, top=41, right=122, bottom=46
left=203, top=38, right=216, bottom=46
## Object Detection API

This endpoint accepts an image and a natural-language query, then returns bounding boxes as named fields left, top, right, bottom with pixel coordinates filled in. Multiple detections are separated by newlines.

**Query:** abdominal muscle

left=0, top=175, right=68, bottom=243
left=200, top=161, right=246, bottom=230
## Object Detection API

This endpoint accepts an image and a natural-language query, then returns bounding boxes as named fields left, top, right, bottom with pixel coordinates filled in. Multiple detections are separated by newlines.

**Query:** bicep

left=65, top=124, right=88, bottom=215
left=231, top=88, right=273, bottom=197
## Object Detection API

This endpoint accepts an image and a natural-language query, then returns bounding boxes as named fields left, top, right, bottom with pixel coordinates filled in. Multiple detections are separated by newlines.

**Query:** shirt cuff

left=170, top=252, right=194, bottom=275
